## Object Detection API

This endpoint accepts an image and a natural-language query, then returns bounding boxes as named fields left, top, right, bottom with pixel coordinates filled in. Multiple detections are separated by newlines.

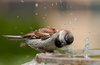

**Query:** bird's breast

left=25, top=39, right=57, bottom=51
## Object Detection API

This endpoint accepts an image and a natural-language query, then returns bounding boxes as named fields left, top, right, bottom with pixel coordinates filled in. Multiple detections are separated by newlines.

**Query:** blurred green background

left=0, top=1, right=45, bottom=65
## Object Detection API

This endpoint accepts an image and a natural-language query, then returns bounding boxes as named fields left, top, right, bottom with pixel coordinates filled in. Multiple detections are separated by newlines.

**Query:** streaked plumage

left=4, top=27, right=74, bottom=52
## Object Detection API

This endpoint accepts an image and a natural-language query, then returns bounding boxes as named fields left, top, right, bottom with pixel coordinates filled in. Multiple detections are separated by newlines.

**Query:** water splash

left=83, top=33, right=91, bottom=58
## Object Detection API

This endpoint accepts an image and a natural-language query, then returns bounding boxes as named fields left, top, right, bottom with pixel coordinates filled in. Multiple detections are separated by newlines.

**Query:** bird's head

left=55, top=30, right=74, bottom=48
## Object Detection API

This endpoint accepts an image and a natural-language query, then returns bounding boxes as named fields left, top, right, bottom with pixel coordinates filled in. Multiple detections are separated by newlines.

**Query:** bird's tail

left=3, top=35, right=23, bottom=40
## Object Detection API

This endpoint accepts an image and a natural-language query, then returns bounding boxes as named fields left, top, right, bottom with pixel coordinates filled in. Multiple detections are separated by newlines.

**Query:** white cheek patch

left=59, top=30, right=66, bottom=41
left=58, top=30, right=67, bottom=45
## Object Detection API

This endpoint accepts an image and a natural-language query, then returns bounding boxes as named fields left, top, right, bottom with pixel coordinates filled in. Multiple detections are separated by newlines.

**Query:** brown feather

left=23, top=27, right=57, bottom=39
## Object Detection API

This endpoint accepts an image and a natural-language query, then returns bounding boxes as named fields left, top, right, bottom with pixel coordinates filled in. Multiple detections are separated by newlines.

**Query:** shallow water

left=22, top=54, right=100, bottom=65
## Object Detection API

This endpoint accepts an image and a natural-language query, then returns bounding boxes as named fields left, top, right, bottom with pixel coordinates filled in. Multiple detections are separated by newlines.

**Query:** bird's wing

left=22, top=31, right=36, bottom=39
left=23, top=27, right=57, bottom=40
left=4, top=27, right=58, bottom=40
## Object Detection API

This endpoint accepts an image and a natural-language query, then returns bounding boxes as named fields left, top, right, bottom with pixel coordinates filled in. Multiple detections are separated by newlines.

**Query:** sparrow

left=4, top=27, right=74, bottom=53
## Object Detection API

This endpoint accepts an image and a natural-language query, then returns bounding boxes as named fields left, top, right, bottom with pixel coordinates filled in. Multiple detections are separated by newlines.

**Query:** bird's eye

left=64, top=33, right=74, bottom=45
left=55, top=36, right=64, bottom=48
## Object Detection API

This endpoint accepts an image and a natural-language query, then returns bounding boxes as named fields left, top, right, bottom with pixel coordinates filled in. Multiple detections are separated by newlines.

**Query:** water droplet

left=51, top=3, right=54, bottom=6
left=35, top=13, right=38, bottom=16
left=21, top=0, right=24, bottom=3
left=74, top=17, right=78, bottom=21
left=35, top=3, right=39, bottom=7
left=17, top=16, right=19, bottom=18
left=20, top=32, right=23, bottom=34
left=55, top=2, right=58, bottom=5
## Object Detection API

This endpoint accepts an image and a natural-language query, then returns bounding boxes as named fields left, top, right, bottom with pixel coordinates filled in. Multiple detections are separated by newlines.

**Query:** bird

left=4, top=27, right=74, bottom=53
